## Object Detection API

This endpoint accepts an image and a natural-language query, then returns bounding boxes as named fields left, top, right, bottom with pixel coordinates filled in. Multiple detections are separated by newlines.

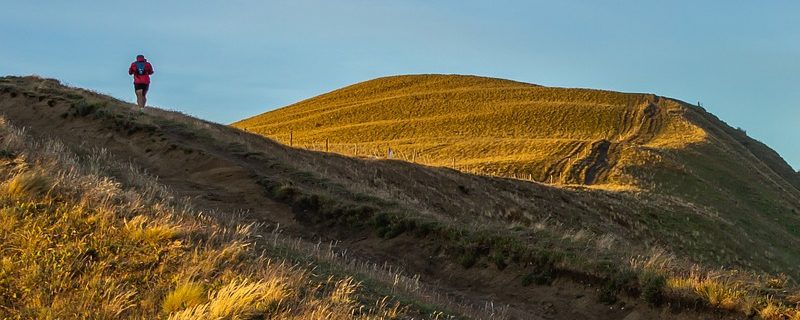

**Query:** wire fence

left=264, top=133, right=548, bottom=184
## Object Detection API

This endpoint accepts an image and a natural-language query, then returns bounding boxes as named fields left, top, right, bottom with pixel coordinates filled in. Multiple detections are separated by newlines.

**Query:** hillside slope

left=3, top=75, right=800, bottom=319
left=235, top=74, right=798, bottom=190
left=235, top=74, right=800, bottom=273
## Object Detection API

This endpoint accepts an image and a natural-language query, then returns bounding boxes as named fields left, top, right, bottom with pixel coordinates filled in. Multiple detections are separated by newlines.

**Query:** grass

left=629, top=250, right=800, bottom=319
left=6, top=74, right=800, bottom=319
left=231, top=73, right=800, bottom=286
left=162, top=282, right=206, bottom=314
left=3, top=170, right=52, bottom=198
left=255, top=160, right=800, bottom=317
left=233, top=74, right=708, bottom=187
left=0, top=117, right=436, bottom=319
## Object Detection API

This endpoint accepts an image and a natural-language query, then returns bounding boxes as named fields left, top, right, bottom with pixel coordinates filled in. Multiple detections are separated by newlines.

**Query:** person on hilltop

left=128, top=54, right=154, bottom=109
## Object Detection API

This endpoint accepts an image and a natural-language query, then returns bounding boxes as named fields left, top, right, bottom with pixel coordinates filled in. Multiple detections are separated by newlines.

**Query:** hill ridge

left=235, top=74, right=798, bottom=189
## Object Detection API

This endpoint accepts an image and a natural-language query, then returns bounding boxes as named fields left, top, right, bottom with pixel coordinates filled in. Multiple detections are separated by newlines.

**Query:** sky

left=1, top=1, right=798, bottom=169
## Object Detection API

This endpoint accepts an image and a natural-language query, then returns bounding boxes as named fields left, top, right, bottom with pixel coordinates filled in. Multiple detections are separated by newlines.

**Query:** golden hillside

left=234, top=74, right=711, bottom=188
left=235, top=73, right=800, bottom=282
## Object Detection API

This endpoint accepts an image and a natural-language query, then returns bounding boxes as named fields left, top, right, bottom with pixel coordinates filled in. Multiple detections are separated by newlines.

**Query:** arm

left=128, top=63, right=135, bottom=75
left=147, top=63, right=154, bottom=75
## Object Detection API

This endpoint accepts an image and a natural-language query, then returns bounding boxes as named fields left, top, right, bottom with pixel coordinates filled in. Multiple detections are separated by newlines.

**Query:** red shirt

left=128, top=57, right=154, bottom=84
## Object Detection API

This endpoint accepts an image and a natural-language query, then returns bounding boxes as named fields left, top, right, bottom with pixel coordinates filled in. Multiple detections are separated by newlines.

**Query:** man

left=128, top=54, right=154, bottom=109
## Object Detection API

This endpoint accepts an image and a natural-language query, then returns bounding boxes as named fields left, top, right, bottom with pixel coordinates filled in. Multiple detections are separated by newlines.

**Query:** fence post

left=289, top=129, right=293, bottom=147
left=325, top=138, right=329, bottom=152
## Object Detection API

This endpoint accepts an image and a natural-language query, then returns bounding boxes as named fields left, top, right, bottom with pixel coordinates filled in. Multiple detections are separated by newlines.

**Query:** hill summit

left=236, top=74, right=800, bottom=276
left=234, top=74, right=798, bottom=191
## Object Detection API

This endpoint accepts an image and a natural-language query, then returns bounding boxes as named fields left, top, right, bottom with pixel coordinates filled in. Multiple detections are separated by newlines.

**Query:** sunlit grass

left=0, top=118, right=408, bottom=319
left=234, top=74, right=707, bottom=187
left=630, top=250, right=800, bottom=318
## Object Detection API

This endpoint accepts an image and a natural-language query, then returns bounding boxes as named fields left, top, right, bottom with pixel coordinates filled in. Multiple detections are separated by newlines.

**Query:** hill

left=3, top=75, right=800, bottom=319
left=235, top=74, right=800, bottom=273
left=235, top=74, right=798, bottom=188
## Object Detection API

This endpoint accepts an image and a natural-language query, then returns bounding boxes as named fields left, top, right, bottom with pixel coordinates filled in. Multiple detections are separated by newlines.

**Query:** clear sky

left=1, top=1, right=798, bottom=169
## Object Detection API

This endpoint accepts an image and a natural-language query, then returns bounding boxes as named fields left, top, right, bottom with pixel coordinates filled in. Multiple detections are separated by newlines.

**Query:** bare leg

left=135, top=89, right=145, bottom=108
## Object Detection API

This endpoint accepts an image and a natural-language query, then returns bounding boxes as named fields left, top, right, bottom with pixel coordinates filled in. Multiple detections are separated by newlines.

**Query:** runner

left=128, top=54, right=154, bottom=109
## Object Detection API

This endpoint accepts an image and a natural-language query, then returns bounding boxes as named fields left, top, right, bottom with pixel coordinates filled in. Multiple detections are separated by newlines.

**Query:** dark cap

left=136, top=54, right=145, bottom=59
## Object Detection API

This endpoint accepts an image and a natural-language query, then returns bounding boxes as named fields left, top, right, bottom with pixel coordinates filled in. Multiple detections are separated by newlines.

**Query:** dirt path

left=0, top=85, right=741, bottom=320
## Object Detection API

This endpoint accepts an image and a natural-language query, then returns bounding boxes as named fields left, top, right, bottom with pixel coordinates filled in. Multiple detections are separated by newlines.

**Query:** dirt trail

left=0, top=80, right=740, bottom=320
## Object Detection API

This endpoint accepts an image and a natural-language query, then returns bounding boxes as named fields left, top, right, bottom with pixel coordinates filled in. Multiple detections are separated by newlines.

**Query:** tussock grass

left=162, top=281, right=206, bottom=314
left=124, top=214, right=183, bottom=243
left=168, top=279, right=288, bottom=320
left=3, top=170, right=51, bottom=198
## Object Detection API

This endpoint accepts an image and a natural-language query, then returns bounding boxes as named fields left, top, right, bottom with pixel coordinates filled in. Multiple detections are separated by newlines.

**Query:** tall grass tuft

left=162, top=282, right=206, bottom=314
left=4, top=170, right=51, bottom=198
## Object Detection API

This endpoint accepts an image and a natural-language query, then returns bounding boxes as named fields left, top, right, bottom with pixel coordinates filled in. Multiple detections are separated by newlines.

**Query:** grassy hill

left=235, top=74, right=797, bottom=189
left=235, top=74, right=800, bottom=272
left=233, top=74, right=712, bottom=186
left=0, top=79, right=449, bottom=319
left=4, top=75, right=800, bottom=319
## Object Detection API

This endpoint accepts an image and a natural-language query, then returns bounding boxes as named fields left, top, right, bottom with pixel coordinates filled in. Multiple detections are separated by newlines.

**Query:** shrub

left=490, top=251, right=508, bottom=270
left=371, top=211, right=392, bottom=237
left=73, top=100, right=98, bottom=117
left=459, top=247, right=480, bottom=269
left=292, top=194, right=320, bottom=213
left=598, top=270, right=636, bottom=304
left=521, top=269, right=554, bottom=286
left=640, top=272, right=666, bottom=306
left=271, top=185, right=297, bottom=202
left=412, top=221, right=437, bottom=237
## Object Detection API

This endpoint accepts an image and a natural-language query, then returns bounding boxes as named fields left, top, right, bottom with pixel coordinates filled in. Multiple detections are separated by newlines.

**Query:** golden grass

left=124, top=214, right=183, bottom=243
left=631, top=250, right=800, bottom=318
left=234, top=74, right=707, bottom=187
left=0, top=118, right=411, bottom=319
left=162, top=282, right=206, bottom=314
left=168, top=279, right=287, bottom=320
left=3, top=170, right=51, bottom=198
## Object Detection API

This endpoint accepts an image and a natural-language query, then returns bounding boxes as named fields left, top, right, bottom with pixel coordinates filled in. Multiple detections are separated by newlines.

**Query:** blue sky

left=1, top=1, right=798, bottom=169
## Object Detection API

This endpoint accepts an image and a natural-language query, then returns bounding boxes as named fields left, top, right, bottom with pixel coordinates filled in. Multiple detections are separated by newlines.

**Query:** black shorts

left=134, top=83, right=149, bottom=94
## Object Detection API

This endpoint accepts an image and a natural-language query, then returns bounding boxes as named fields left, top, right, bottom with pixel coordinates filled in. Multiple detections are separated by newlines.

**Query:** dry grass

left=234, top=74, right=707, bottom=187
left=230, top=74, right=800, bottom=307
left=3, top=170, right=52, bottom=198
left=6, top=75, right=800, bottom=319
left=631, top=249, right=800, bottom=319
left=162, top=281, right=206, bottom=314
left=0, top=118, right=423, bottom=319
